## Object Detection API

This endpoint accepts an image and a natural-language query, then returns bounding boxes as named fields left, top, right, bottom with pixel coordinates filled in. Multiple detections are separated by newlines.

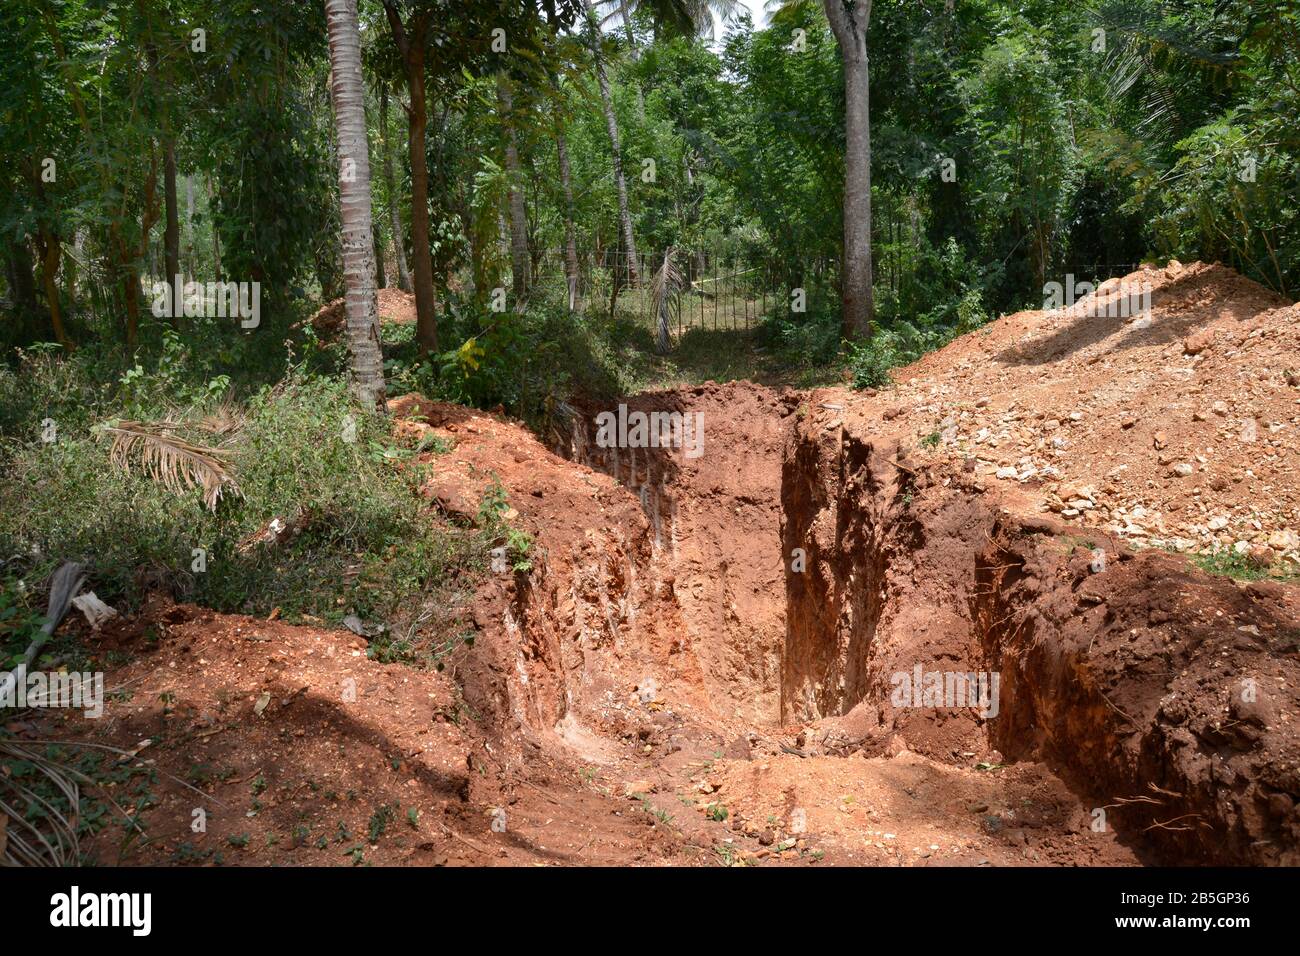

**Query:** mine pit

left=41, top=264, right=1300, bottom=868
left=552, top=380, right=1299, bottom=866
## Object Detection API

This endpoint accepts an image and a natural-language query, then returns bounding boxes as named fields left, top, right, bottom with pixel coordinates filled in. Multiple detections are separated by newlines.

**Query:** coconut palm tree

left=583, top=0, right=641, bottom=286
left=599, top=0, right=743, bottom=40
left=324, top=0, right=387, bottom=408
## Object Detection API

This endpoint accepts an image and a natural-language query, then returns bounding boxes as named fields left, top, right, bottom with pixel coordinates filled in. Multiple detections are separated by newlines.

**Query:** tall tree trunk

left=497, top=74, right=531, bottom=302
left=824, top=0, right=874, bottom=340
left=402, top=46, right=438, bottom=350
left=379, top=83, right=412, bottom=293
left=617, top=0, right=637, bottom=55
left=163, top=138, right=180, bottom=295
left=383, top=2, right=439, bottom=354
left=556, top=130, right=581, bottom=310
left=32, top=231, right=70, bottom=346
left=67, top=229, right=81, bottom=300
left=184, top=174, right=194, bottom=278
left=616, top=0, right=646, bottom=118
left=374, top=226, right=387, bottom=289
left=31, top=166, right=71, bottom=345
left=6, top=236, right=42, bottom=340
left=585, top=0, right=639, bottom=286
left=120, top=242, right=140, bottom=349
left=325, top=0, right=387, bottom=408
left=118, top=151, right=159, bottom=351
left=206, top=174, right=221, bottom=280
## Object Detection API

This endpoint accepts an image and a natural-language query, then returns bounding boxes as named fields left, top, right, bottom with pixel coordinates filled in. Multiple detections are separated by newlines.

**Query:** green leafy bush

left=847, top=320, right=957, bottom=390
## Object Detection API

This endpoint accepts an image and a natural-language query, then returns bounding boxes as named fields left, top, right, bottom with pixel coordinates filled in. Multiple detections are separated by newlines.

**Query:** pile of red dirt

left=837, top=261, right=1300, bottom=566
left=306, top=287, right=418, bottom=337
left=34, top=598, right=692, bottom=866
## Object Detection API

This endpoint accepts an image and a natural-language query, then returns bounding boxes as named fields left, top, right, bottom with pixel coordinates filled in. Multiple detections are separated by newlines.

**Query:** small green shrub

left=847, top=320, right=957, bottom=390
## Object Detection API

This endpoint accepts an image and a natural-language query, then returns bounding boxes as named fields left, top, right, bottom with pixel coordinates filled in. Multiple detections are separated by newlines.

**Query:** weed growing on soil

left=367, top=803, right=397, bottom=843
left=1192, top=549, right=1296, bottom=582
left=476, top=475, right=535, bottom=572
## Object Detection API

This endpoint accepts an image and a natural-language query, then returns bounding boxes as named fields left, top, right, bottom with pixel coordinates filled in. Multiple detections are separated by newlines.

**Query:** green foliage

left=847, top=320, right=957, bottom=390
left=762, top=308, right=842, bottom=370
left=475, top=475, right=534, bottom=572
left=0, top=358, right=485, bottom=640
left=1191, top=547, right=1296, bottom=583
left=385, top=291, right=638, bottom=423
left=0, top=576, right=48, bottom=670
left=367, top=803, right=396, bottom=843
left=1152, top=114, right=1299, bottom=296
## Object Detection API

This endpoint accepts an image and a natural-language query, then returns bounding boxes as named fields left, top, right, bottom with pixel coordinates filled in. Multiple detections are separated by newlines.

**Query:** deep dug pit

left=778, top=403, right=1300, bottom=864
left=52, top=376, right=1299, bottom=867
left=41, top=264, right=1299, bottom=867
left=465, top=379, right=1300, bottom=866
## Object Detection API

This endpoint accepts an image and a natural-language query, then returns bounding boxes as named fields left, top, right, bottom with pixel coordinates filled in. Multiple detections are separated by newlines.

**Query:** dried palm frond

left=102, top=421, right=239, bottom=511
left=651, top=247, right=683, bottom=355
left=0, top=740, right=83, bottom=866
left=0, top=737, right=209, bottom=867
left=196, top=400, right=246, bottom=438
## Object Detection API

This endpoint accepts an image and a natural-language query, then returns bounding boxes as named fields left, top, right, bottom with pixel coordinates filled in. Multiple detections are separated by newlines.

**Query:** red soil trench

left=41, top=263, right=1300, bottom=866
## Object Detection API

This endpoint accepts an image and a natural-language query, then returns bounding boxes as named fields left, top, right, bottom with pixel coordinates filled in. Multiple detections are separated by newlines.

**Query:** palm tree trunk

left=617, top=0, right=638, bottom=57
left=556, top=130, right=581, bottom=310
left=325, top=0, right=387, bottom=409
left=585, top=0, right=639, bottom=286
left=616, top=0, right=646, bottom=118
left=824, top=0, right=874, bottom=339
left=379, top=83, right=412, bottom=293
left=497, top=73, right=531, bottom=301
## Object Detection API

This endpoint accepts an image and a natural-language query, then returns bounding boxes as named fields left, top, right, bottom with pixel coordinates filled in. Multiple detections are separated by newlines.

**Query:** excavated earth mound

left=42, top=262, right=1300, bottom=867
left=306, top=287, right=418, bottom=337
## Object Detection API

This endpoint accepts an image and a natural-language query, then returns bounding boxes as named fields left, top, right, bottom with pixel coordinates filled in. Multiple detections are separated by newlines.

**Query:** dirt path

left=35, top=262, right=1300, bottom=867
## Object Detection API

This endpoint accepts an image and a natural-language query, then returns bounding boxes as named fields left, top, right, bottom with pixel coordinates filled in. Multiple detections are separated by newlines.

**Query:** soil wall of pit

left=782, top=406, right=1300, bottom=865
left=431, top=384, right=1300, bottom=865
left=564, top=382, right=790, bottom=726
